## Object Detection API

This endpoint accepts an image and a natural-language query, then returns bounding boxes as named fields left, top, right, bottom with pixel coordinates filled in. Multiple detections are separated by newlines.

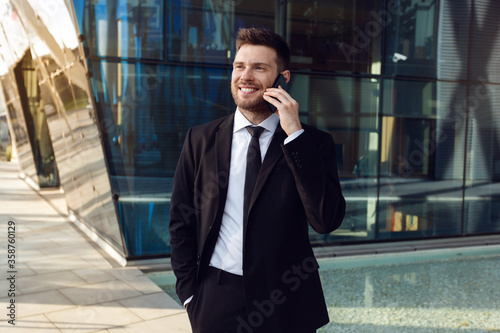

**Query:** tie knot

left=246, top=126, right=265, bottom=138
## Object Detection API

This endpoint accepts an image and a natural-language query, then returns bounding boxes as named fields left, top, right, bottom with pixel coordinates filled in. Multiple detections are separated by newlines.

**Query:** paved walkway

left=0, top=161, right=191, bottom=332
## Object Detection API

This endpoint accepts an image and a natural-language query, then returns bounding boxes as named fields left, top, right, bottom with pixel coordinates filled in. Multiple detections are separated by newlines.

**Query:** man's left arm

left=282, top=130, right=346, bottom=233
left=265, top=85, right=346, bottom=234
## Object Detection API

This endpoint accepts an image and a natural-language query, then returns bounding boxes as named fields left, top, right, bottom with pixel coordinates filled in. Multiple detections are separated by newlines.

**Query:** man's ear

left=282, top=70, right=291, bottom=83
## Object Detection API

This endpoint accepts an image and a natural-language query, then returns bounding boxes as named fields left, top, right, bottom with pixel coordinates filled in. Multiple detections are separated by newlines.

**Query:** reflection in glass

left=297, top=76, right=380, bottom=244
left=463, top=82, right=500, bottom=234
left=378, top=78, right=464, bottom=240
left=287, top=0, right=383, bottom=73
left=14, top=52, right=59, bottom=187
left=84, top=0, right=164, bottom=60
left=167, top=0, right=275, bottom=64
left=383, top=80, right=436, bottom=117
left=118, top=201, right=170, bottom=257
left=385, top=0, right=438, bottom=78
left=36, top=46, right=124, bottom=252
left=89, top=60, right=233, bottom=177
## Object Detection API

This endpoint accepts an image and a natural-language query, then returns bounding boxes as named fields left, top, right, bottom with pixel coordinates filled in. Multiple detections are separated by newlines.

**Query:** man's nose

left=240, top=68, right=253, bottom=82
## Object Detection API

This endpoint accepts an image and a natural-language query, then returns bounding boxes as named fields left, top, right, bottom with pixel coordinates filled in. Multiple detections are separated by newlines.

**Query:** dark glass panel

left=167, top=0, right=275, bottom=64
left=384, top=0, right=438, bottom=78
left=378, top=198, right=462, bottom=240
left=378, top=79, right=465, bottom=240
left=379, top=117, right=437, bottom=178
left=287, top=0, right=383, bottom=73
left=383, top=79, right=437, bottom=117
left=294, top=75, right=379, bottom=179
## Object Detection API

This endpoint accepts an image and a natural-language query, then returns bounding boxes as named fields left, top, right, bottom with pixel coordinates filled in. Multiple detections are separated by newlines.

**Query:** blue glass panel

left=81, top=0, right=165, bottom=60
left=89, top=60, right=233, bottom=178
left=118, top=201, right=171, bottom=257
left=72, top=0, right=86, bottom=34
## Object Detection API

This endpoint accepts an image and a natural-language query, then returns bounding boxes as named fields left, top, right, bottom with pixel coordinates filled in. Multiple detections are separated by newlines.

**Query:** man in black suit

left=169, top=27, right=345, bottom=333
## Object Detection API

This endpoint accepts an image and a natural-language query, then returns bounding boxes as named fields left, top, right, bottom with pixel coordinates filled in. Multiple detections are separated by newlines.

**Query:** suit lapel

left=214, top=114, right=234, bottom=219
left=248, top=125, right=287, bottom=214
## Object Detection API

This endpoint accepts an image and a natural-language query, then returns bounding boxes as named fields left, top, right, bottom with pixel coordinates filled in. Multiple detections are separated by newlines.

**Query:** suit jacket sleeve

left=281, top=128, right=345, bottom=234
left=169, top=128, right=199, bottom=304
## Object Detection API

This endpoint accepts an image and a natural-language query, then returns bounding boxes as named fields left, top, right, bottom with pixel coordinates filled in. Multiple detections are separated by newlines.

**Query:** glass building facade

left=0, top=0, right=499, bottom=263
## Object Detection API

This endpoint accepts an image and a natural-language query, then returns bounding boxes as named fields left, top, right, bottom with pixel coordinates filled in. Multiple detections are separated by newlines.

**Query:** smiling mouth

left=239, top=87, right=258, bottom=93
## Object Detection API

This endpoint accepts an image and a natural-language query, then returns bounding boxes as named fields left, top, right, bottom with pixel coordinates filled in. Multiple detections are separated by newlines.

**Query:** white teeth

left=241, top=88, right=257, bottom=92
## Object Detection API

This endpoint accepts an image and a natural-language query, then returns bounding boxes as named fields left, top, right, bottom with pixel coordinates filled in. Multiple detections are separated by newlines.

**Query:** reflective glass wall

left=0, top=0, right=124, bottom=257
left=1, top=0, right=499, bottom=261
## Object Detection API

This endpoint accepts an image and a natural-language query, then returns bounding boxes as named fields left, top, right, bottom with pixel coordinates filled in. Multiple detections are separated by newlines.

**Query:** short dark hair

left=235, top=27, right=291, bottom=73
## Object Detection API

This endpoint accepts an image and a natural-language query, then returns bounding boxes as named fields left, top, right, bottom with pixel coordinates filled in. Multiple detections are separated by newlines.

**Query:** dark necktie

left=244, top=126, right=265, bottom=222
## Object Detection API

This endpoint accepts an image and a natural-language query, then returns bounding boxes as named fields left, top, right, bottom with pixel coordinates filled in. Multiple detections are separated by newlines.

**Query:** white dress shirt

left=209, top=109, right=303, bottom=275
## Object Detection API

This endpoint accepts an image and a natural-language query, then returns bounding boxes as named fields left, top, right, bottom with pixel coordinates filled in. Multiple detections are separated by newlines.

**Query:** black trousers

left=187, top=267, right=317, bottom=333
left=187, top=266, right=247, bottom=333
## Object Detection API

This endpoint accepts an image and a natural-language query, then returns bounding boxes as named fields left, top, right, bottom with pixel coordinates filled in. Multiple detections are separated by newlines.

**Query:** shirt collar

left=234, top=108, right=280, bottom=134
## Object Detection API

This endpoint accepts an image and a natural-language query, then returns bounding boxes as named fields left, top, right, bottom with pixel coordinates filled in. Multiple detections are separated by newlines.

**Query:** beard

left=231, top=81, right=269, bottom=114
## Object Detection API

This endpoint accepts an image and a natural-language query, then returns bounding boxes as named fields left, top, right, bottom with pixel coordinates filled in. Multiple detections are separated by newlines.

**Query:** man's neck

left=239, top=108, right=272, bottom=125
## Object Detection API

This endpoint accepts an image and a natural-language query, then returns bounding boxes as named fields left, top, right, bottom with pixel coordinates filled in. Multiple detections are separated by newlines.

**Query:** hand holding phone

left=267, top=74, right=289, bottom=113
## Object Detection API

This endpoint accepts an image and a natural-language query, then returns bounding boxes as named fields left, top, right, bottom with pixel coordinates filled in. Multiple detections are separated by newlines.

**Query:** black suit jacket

left=169, top=113, right=345, bottom=331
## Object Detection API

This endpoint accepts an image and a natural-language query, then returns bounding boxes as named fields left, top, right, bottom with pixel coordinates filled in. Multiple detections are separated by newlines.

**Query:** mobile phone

left=268, top=74, right=289, bottom=113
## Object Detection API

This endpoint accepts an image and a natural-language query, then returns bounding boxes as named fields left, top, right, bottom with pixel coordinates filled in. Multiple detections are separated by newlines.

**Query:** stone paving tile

left=0, top=314, right=60, bottom=332
left=14, top=263, right=37, bottom=277
left=81, top=253, right=115, bottom=270
left=0, top=290, right=75, bottom=318
left=45, top=301, right=143, bottom=333
left=106, top=313, right=191, bottom=333
left=19, top=270, right=87, bottom=294
left=14, top=248, right=50, bottom=262
left=121, top=275, right=164, bottom=295
left=117, top=292, right=184, bottom=321
left=38, top=243, right=98, bottom=259
left=25, top=256, right=97, bottom=275
left=59, top=280, right=144, bottom=306
left=107, top=267, right=145, bottom=281
left=72, top=268, right=116, bottom=284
